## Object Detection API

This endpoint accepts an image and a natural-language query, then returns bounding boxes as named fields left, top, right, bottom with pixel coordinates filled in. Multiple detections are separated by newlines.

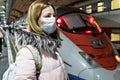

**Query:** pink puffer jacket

left=15, top=47, right=68, bottom=80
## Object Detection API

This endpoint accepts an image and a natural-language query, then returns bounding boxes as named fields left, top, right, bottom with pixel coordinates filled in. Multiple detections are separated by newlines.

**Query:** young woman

left=14, top=0, right=68, bottom=80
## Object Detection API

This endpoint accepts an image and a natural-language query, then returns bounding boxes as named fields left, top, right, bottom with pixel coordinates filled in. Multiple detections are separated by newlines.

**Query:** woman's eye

left=44, top=15, right=51, bottom=17
left=44, top=13, right=56, bottom=17
left=53, top=14, right=56, bottom=17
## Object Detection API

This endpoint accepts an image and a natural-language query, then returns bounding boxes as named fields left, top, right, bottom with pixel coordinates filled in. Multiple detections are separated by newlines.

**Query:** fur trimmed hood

left=14, top=29, right=61, bottom=54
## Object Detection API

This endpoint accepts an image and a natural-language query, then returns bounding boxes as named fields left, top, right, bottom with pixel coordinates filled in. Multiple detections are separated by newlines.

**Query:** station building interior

left=0, top=0, right=120, bottom=80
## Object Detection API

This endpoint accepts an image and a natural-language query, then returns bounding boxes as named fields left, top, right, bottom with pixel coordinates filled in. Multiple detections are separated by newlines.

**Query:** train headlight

left=56, top=17, right=63, bottom=27
left=115, top=55, right=120, bottom=62
left=79, top=51, right=99, bottom=67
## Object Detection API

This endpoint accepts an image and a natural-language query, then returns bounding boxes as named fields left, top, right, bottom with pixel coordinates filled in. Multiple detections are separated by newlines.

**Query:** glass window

left=97, top=2, right=104, bottom=12
left=111, top=29, right=120, bottom=42
left=86, top=5, right=92, bottom=13
left=111, top=29, right=120, bottom=51
left=111, top=0, right=120, bottom=10
left=62, top=13, right=86, bottom=29
left=58, top=13, right=102, bottom=34
left=111, top=33, right=120, bottom=41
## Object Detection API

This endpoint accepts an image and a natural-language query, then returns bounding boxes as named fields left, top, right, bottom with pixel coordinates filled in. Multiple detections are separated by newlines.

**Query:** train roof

left=56, top=6, right=87, bottom=19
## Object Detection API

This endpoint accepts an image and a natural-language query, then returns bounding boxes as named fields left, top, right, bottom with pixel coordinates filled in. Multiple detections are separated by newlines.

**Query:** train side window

left=111, top=0, right=120, bottom=10
left=111, top=29, right=120, bottom=53
left=86, top=5, right=92, bottom=13
left=97, top=2, right=104, bottom=12
left=111, top=29, right=120, bottom=42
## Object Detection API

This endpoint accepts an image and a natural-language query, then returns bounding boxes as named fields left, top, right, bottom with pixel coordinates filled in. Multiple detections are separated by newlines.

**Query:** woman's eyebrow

left=44, top=13, right=54, bottom=17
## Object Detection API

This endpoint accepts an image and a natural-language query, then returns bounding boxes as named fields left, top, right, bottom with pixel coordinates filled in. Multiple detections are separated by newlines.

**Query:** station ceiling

left=0, top=0, right=95, bottom=25
left=0, top=0, right=5, bottom=23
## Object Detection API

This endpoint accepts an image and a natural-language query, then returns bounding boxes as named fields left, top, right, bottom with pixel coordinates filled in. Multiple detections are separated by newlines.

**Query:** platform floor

left=0, top=45, right=8, bottom=80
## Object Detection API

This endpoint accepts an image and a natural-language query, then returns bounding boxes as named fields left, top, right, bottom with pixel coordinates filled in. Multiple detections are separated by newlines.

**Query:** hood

left=14, top=29, right=61, bottom=54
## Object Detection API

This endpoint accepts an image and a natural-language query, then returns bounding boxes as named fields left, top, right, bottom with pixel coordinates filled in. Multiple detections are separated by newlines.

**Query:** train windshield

left=57, top=13, right=102, bottom=34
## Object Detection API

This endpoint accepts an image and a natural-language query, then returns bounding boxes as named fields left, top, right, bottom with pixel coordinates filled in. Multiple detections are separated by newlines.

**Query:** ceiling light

left=0, top=11, right=5, bottom=14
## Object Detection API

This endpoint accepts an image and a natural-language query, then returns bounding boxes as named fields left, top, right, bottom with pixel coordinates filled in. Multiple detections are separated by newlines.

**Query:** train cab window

left=86, top=5, right=92, bottom=13
left=111, top=0, right=120, bottom=10
left=97, top=2, right=104, bottom=12
left=57, top=13, right=102, bottom=34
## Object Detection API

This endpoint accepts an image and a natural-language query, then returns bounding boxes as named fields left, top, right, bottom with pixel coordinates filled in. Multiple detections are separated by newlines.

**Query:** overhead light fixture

left=0, top=6, right=5, bottom=10
left=1, top=6, right=5, bottom=9
left=0, top=14, right=5, bottom=17
left=0, top=11, right=5, bottom=14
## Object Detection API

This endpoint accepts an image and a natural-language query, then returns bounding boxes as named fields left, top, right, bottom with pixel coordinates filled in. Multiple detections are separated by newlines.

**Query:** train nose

left=79, top=66, right=120, bottom=80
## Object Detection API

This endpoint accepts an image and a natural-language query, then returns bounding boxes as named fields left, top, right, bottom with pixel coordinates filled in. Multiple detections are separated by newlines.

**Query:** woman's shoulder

left=16, top=47, right=34, bottom=61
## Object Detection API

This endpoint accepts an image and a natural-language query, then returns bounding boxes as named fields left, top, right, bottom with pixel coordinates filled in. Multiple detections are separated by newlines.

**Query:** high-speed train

left=56, top=6, right=120, bottom=80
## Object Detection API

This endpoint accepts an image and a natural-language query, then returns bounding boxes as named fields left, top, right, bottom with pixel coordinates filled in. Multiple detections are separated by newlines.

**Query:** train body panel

left=58, top=32, right=92, bottom=75
left=79, top=66, right=120, bottom=80
left=59, top=28, right=117, bottom=70
left=57, top=6, right=120, bottom=80
left=58, top=32, right=120, bottom=80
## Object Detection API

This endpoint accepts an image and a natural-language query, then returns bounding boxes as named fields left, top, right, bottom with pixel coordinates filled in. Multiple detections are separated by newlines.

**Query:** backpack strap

left=25, top=45, right=42, bottom=76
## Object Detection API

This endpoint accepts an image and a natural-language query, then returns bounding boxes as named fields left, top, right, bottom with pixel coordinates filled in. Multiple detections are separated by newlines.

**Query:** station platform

left=0, top=29, right=16, bottom=80
left=0, top=43, right=8, bottom=80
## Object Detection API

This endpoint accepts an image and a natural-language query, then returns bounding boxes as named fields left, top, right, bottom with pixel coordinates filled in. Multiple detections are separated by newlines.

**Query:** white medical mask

left=41, top=17, right=56, bottom=34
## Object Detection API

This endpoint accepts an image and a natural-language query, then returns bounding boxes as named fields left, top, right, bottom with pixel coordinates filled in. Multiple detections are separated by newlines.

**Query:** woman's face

left=38, top=6, right=55, bottom=26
